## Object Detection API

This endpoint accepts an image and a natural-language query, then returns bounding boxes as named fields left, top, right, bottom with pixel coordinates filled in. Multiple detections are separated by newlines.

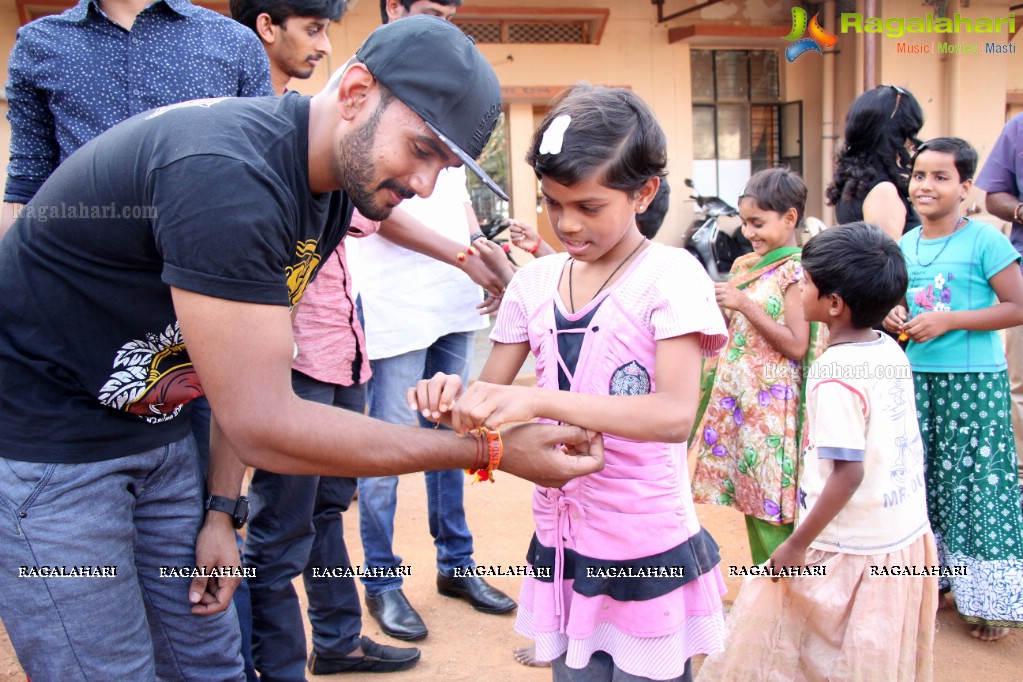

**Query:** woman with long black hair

left=827, top=85, right=924, bottom=240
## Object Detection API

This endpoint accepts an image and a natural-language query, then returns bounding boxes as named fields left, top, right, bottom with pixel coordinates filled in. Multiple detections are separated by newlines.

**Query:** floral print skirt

left=914, top=371, right=1023, bottom=628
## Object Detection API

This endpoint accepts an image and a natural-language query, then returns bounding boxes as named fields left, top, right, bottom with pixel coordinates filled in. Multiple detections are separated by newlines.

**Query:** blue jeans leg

left=191, top=396, right=257, bottom=682
left=359, top=331, right=476, bottom=596
left=245, top=371, right=364, bottom=681
left=0, top=439, right=243, bottom=681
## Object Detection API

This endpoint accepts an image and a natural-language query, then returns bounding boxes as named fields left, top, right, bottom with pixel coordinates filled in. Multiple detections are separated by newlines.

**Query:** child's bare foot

left=970, top=624, right=1009, bottom=641
left=513, top=644, right=551, bottom=668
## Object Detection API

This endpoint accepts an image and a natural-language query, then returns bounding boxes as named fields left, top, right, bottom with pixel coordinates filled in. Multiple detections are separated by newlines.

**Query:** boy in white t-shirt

left=698, top=222, right=937, bottom=682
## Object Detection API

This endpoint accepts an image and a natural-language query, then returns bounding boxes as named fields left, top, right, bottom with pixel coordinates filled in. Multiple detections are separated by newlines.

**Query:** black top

left=834, top=173, right=921, bottom=235
left=0, top=94, right=352, bottom=463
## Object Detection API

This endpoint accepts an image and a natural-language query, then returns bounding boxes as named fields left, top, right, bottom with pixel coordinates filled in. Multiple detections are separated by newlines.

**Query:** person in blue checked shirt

left=0, top=0, right=273, bottom=236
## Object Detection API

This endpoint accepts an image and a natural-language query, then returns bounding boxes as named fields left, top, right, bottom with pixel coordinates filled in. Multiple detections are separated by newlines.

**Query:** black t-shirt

left=0, top=94, right=352, bottom=463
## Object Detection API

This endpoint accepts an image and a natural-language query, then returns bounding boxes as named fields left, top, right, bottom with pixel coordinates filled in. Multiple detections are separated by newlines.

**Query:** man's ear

left=385, top=0, right=406, bottom=23
left=254, top=13, right=278, bottom=44
left=335, top=64, right=376, bottom=121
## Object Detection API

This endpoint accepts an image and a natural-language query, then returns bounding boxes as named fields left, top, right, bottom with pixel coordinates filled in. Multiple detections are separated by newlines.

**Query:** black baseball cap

left=356, top=15, right=508, bottom=201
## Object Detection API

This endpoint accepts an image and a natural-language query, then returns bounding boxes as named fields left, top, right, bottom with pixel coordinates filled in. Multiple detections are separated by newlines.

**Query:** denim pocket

left=0, top=458, right=57, bottom=513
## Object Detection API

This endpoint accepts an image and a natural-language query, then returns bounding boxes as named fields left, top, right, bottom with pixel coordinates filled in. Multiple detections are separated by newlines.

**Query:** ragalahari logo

left=783, top=7, right=839, bottom=61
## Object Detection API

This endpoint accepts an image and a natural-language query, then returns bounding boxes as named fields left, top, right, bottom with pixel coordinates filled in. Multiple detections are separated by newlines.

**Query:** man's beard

left=333, top=101, right=415, bottom=221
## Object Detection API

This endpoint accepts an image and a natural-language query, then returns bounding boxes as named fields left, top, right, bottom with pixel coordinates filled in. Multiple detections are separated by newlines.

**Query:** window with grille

left=690, top=49, right=801, bottom=206
left=453, top=9, right=607, bottom=45
left=459, top=20, right=589, bottom=44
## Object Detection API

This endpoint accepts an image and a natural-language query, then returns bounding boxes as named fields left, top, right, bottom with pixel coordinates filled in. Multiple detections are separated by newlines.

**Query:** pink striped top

left=292, top=212, right=378, bottom=386
left=493, top=243, right=729, bottom=677
left=492, top=243, right=726, bottom=356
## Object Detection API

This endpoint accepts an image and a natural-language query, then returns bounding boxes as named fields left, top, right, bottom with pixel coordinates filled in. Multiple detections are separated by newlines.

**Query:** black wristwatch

left=204, top=494, right=250, bottom=529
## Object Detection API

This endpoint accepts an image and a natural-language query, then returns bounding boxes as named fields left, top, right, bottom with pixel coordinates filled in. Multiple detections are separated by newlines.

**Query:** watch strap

left=204, top=494, right=249, bottom=528
left=205, top=495, right=238, bottom=516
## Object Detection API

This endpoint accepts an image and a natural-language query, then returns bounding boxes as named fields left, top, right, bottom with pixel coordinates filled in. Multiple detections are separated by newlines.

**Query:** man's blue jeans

left=0, top=437, right=244, bottom=680
left=358, top=330, right=476, bottom=596
left=243, top=370, right=365, bottom=681
left=191, top=396, right=257, bottom=682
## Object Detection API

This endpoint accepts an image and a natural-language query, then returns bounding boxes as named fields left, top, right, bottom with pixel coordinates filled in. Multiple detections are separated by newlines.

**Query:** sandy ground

left=1, top=468, right=1021, bottom=682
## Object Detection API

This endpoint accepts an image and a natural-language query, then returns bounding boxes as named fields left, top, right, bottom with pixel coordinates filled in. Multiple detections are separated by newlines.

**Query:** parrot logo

left=783, top=7, right=838, bottom=62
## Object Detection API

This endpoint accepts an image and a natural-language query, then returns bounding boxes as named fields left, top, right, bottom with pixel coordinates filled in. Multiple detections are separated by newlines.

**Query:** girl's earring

left=638, top=205, right=645, bottom=212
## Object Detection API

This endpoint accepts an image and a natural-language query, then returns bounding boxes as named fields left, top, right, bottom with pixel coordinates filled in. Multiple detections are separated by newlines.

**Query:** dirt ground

left=1, top=468, right=1021, bottom=682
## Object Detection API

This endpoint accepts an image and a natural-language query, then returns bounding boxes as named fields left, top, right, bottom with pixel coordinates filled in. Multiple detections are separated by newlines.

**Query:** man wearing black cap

left=354, top=0, right=517, bottom=644
left=0, top=16, right=602, bottom=680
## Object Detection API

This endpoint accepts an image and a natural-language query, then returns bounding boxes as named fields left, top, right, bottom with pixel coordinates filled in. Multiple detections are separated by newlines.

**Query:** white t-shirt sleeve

left=812, top=379, right=867, bottom=462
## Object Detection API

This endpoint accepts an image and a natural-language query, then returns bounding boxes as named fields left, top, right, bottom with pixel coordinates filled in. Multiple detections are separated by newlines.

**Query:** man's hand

left=460, top=250, right=507, bottom=298
left=473, top=238, right=515, bottom=284
left=190, top=513, right=241, bottom=615
left=498, top=422, right=604, bottom=488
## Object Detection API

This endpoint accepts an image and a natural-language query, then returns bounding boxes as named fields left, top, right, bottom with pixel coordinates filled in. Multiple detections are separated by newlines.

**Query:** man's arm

left=985, top=190, right=1020, bottom=224
left=378, top=207, right=510, bottom=296
left=977, top=116, right=1021, bottom=223
left=171, top=288, right=602, bottom=486
left=189, top=415, right=247, bottom=615
left=3, top=33, right=58, bottom=222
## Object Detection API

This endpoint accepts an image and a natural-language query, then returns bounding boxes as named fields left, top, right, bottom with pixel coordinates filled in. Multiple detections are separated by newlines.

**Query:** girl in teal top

left=885, top=137, right=1023, bottom=641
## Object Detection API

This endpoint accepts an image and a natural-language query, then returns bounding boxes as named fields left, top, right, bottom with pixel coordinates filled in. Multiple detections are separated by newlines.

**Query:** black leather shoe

left=306, top=636, right=421, bottom=674
left=364, top=589, right=428, bottom=641
left=436, top=572, right=517, bottom=614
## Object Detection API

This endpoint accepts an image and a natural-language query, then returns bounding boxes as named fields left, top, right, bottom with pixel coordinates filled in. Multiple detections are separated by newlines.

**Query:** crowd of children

left=410, top=82, right=1023, bottom=681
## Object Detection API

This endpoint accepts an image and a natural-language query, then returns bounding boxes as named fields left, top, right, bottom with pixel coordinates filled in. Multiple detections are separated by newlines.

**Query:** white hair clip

left=539, top=115, right=571, bottom=155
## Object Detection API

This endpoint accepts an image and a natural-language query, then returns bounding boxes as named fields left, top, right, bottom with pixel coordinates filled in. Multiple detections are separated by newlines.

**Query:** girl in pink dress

left=409, top=84, right=727, bottom=681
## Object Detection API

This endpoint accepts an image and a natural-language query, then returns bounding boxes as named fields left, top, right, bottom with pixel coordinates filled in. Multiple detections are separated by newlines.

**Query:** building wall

left=0, top=0, right=1018, bottom=244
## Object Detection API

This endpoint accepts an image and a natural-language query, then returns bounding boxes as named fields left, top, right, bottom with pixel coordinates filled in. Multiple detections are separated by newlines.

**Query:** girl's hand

left=883, top=305, right=907, bottom=334
left=407, top=372, right=464, bottom=426
left=766, top=538, right=807, bottom=582
left=714, top=282, right=747, bottom=312
left=902, top=311, right=950, bottom=343
left=507, top=219, right=540, bottom=253
left=452, top=381, right=538, bottom=435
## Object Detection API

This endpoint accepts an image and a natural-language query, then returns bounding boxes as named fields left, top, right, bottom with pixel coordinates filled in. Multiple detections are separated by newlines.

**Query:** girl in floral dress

left=691, top=168, right=827, bottom=564
left=884, top=137, right=1023, bottom=641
